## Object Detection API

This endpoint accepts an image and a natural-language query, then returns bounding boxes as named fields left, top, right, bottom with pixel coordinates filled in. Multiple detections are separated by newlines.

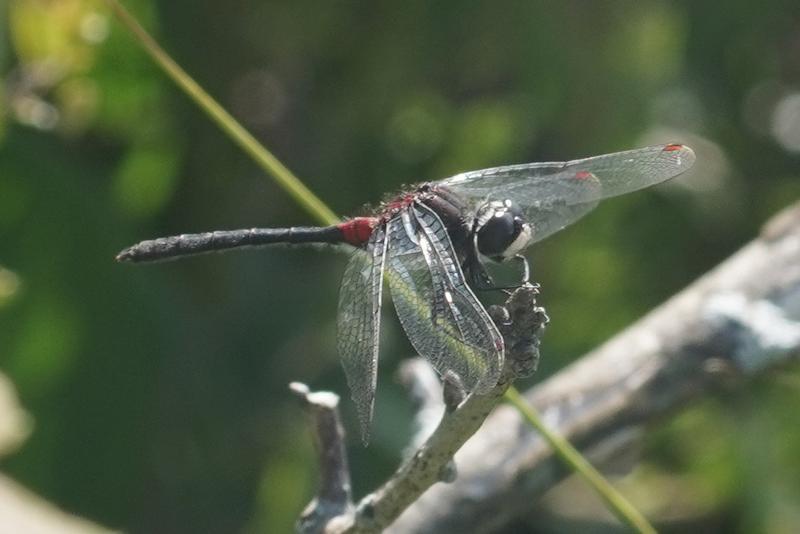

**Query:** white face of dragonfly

left=474, top=199, right=532, bottom=262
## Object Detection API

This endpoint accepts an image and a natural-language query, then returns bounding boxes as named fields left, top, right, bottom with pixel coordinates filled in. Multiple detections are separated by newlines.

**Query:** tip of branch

left=290, top=382, right=340, bottom=408
left=289, top=381, right=311, bottom=398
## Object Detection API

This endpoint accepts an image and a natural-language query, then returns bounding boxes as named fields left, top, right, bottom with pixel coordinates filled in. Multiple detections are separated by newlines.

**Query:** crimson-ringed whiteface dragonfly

left=118, top=143, right=695, bottom=441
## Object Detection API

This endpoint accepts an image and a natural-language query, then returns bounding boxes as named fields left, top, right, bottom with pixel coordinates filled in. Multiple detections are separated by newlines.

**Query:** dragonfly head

left=474, top=199, right=532, bottom=262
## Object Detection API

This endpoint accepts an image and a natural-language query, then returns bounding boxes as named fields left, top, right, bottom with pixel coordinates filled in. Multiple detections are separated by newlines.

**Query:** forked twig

left=296, top=284, right=548, bottom=533
left=291, top=383, right=353, bottom=533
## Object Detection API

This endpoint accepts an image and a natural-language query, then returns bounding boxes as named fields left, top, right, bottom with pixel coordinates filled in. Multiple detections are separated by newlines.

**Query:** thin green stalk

left=504, top=387, right=657, bottom=534
left=103, top=0, right=339, bottom=226
left=107, top=3, right=655, bottom=531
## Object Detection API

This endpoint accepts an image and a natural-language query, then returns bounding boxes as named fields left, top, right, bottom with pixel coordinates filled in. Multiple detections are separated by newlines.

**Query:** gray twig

left=292, top=383, right=353, bottom=534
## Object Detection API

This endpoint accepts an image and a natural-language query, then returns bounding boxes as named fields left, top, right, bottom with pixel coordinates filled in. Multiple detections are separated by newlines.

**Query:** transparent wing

left=439, top=143, right=695, bottom=243
left=385, top=203, right=503, bottom=396
left=337, top=226, right=387, bottom=444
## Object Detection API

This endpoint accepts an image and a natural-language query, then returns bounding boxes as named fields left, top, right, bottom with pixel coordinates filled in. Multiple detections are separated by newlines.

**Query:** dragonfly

left=117, top=143, right=695, bottom=442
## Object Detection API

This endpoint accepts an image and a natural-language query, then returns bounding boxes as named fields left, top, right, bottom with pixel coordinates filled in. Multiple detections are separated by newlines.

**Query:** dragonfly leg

left=474, top=255, right=531, bottom=292
left=466, top=252, right=533, bottom=293
left=469, top=260, right=497, bottom=290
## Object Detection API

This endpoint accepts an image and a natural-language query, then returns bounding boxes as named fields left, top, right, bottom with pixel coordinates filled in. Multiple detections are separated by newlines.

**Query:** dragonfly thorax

left=474, top=199, right=531, bottom=262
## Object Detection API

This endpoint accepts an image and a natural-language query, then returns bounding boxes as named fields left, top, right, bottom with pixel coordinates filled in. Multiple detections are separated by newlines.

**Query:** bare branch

left=388, top=201, right=800, bottom=533
left=292, top=383, right=353, bottom=534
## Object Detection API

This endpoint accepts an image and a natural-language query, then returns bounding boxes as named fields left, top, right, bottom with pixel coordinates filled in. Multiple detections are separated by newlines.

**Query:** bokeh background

left=1, top=0, right=800, bottom=532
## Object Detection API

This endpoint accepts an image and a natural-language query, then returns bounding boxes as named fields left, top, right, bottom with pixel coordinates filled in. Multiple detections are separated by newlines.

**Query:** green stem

left=504, top=387, right=657, bottom=534
left=103, top=0, right=339, bottom=226
left=107, top=3, right=656, bottom=531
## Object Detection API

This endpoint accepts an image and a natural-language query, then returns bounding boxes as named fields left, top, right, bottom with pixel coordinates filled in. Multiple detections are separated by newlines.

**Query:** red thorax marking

left=662, top=143, right=683, bottom=152
left=339, top=217, right=379, bottom=246
left=383, top=191, right=418, bottom=213
left=574, top=170, right=593, bottom=180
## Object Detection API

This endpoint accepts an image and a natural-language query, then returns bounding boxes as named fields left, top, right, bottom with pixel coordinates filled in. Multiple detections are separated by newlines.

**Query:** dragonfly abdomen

left=116, top=225, right=350, bottom=263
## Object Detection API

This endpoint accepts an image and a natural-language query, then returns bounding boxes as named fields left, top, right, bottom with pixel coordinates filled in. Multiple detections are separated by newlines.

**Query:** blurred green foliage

left=1, top=0, right=799, bottom=532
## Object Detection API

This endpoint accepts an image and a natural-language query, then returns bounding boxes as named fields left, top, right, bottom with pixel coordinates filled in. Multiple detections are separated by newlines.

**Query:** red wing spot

left=574, top=170, right=593, bottom=181
left=663, top=143, right=683, bottom=152
left=339, top=217, right=377, bottom=246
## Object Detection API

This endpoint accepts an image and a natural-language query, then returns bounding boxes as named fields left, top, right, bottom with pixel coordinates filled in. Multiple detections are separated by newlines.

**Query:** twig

left=291, top=383, right=353, bottom=534
left=389, top=200, right=800, bottom=532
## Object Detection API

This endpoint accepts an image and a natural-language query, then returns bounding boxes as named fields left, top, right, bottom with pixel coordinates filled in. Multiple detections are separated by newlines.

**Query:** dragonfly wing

left=411, top=202, right=505, bottom=393
left=386, top=205, right=503, bottom=396
left=439, top=144, right=695, bottom=244
left=337, top=226, right=388, bottom=443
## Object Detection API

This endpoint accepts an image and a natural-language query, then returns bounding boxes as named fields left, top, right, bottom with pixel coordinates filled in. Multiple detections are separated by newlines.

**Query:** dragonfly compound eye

left=475, top=200, right=531, bottom=261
